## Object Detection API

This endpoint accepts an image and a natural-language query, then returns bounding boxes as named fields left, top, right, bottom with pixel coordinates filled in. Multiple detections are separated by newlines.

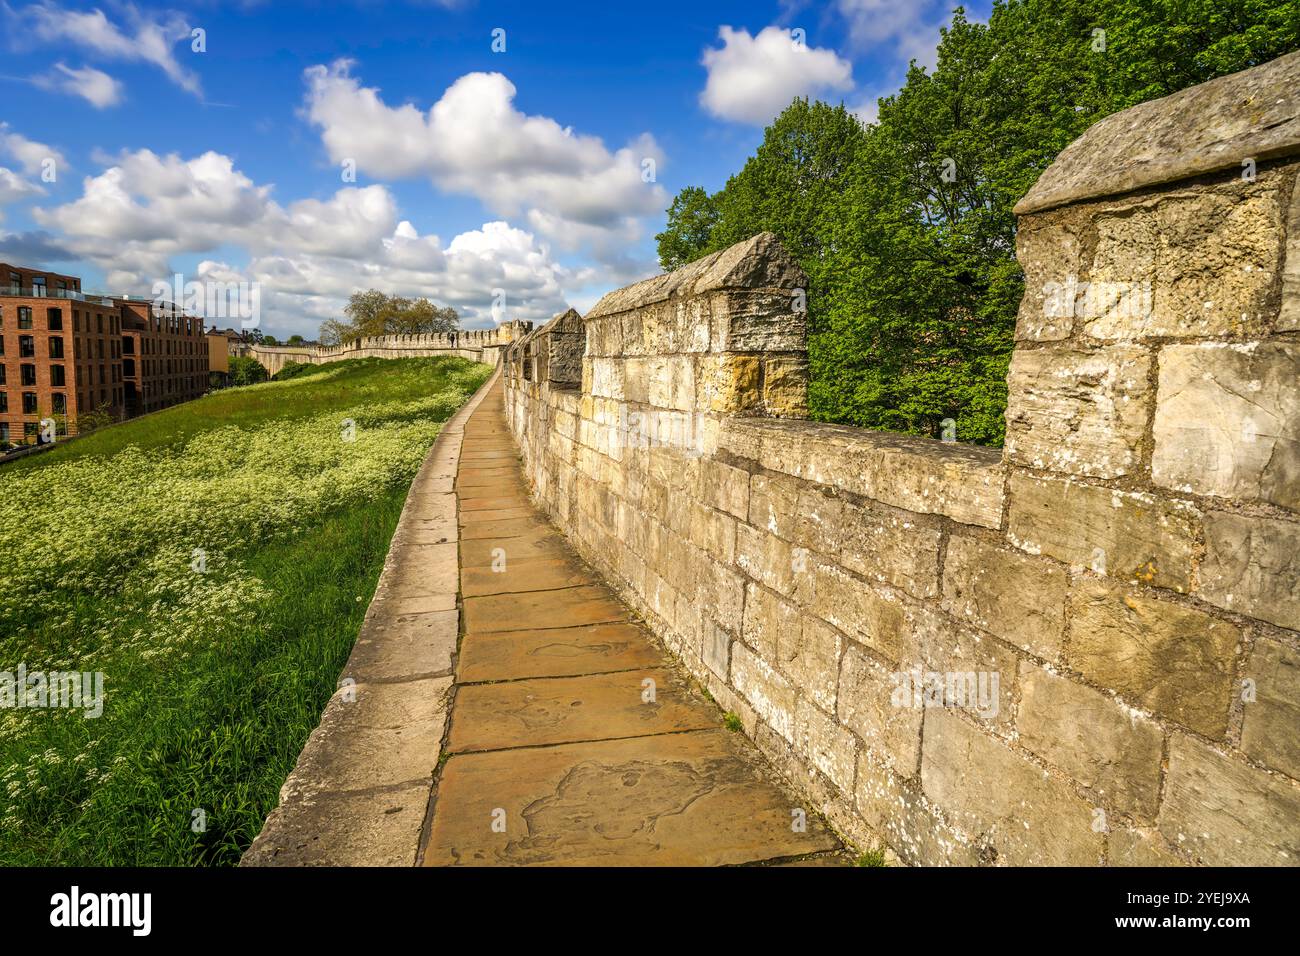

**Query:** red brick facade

left=1, top=263, right=208, bottom=447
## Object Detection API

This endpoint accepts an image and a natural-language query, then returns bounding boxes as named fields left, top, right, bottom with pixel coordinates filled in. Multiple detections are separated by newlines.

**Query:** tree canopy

left=320, top=290, right=460, bottom=346
left=654, top=0, right=1300, bottom=445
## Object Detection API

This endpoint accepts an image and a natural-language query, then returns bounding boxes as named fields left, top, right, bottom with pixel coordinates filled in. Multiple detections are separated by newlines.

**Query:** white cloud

left=836, top=0, right=958, bottom=72
left=0, top=124, right=67, bottom=176
left=700, top=25, right=853, bottom=125
left=34, top=63, right=125, bottom=108
left=301, top=61, right=666, bottom=258
left=28, top=147, right=574, bottom=336
left=16, top=1, right=200, bottom=96
left=0, top=168, right=45, bottom=220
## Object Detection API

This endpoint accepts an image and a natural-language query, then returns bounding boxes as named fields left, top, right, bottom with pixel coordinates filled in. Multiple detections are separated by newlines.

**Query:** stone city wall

left=236, top=322, right=531, bottom=375
left=501, top=53, right=1300, bottom=866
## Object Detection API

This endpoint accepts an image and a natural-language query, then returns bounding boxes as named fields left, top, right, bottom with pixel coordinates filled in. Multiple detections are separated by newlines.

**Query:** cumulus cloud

left=27, top=147, right=574, bottom=335
left=34, top=63, right=125, bottom=108
left=0, top=123, right=66, bottom=176
left=14, top=1, right=200, bottom=96
left=301, top=61, right=666, bottom=258
left=700, top=25, right=853, bottom=125
left=836, top=0, right=961, bottom=72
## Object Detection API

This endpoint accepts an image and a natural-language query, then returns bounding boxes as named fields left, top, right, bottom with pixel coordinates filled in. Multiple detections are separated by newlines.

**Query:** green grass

left=723, top=712, right=743, bottom=732
left=0, top=356, right=491, bottom=865
left=855, top=848, right=888, bottom=867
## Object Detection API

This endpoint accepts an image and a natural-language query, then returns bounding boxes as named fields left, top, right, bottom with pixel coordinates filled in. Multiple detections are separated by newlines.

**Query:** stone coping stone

left=722, top=416, right=1005, bottom=529
left=1017, top=50, right=1300, bottom=215
left=586, top=233, right=807, bottom=319
left=240, top=367, right=499, bottom=867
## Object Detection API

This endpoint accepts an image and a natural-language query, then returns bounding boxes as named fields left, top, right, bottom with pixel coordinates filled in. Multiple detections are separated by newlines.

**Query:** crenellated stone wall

left=235, top=322, right=532, bottom=375
left=503, top=53, right=1300, bottom=866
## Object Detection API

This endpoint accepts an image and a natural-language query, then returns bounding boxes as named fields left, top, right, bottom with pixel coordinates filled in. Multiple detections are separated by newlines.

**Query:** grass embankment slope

left=0, top=356, right=492, bottom=865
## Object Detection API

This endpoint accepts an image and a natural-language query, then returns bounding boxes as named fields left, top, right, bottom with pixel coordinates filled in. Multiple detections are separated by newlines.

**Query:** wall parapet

left=504, top=55, right=1300, bottom=867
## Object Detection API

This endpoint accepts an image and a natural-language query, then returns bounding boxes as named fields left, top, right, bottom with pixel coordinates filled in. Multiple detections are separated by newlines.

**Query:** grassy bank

left=0, top=356, right=492, bottom=865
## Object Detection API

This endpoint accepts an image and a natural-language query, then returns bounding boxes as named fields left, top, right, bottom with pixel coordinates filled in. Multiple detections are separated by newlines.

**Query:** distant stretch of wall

left=235, top=322, right=531, bottom=375
left=503, top=53, right=1300, bottom=866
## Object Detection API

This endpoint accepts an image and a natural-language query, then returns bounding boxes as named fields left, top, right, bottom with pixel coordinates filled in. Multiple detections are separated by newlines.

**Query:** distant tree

left=228, top=356, right=269, bottom=386
left=262, top=335, right=279, bottom=346
left=655, top=187, right=721, bottom=271
left=286, top=334, right=306, bottom=346
left=325, top=290, right=460, bottom=344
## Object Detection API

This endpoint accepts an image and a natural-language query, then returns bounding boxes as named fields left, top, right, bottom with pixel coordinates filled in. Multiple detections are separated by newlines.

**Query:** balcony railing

left=0, top=285, right=117, bottom=305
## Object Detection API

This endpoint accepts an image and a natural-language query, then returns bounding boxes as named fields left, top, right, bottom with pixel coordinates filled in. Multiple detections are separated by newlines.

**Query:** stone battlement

left=234, top=321, right=532, bottom=375
left=502, top=53, right=1300, bottom=866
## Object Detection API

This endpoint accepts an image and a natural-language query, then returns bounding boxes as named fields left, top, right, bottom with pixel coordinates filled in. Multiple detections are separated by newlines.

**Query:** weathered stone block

left=921, top=708, right=1104, bottom=866
left=808, top=563, right=909, bottom=662
left=941, top=534, right=1067, bottom=660
left=837, top=643, right=923, bottom=774
left=795, top=697, right=857, bottom=792
left=1107, top=828, right=1186, bottom=867
left=1005, top=345, right=1151, bottom=478
left=856, top=752, right=981, bottom=865
left=697, top=354, right=761, bottom=413
left=1241, top=637, right=1300, bottom=779
left=903, top=608, right=1019, bottom=732
left=778, top=616, right=841, bottom=713
left=731, top=642, right=797, bottom=743
left=1016, top=663, right=1164, bottom=819
left=699, top=458, right=750, bottom=519
left=1283, top=171, right=1300, bottom=331
left=1008, top=474, right=1198, bottom=591
left=701, top=618, right=731, bottom=679
left=1014, top=212, right=1081, bottom=341
left=762, top=355, right=808, bottom=417
left=1153, top=342, right=1300, bottom=509
left=736, top=523, right=799, bottom=599
left=839, top=500, right=941, bottom=599
left=1082, top=185, right=1282, bottom=339
left=1199, top=511, right=1300, bottom=631
left=1158, top=734, right=1300, bottom=866
left=689, top=500, right=736, bottom=564
left=1068, top=579, right=1240, bottom=737
left=709, top=290, right=807, bottom=352
left=741, top=581, right=797, bottom=661
left=747, top=472, right=800, bottom=540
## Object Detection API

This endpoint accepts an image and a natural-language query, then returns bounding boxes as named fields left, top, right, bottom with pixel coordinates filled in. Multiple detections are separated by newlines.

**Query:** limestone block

left=1068, top=579, right=1240, bottom=737
left=1008, top=474, right=1198, bottom=591
left=741, top=581, right=798, bottom=661
left=807, top=563, right=909, bottom=662
left=702, top=618, right=731, bottom=679
left=1005, top=345, right=1151, bottom=478
left=699, top=458, right=750, bottom=519
left=794, top=697, right=857, bottom=792
left=837, top=643, right=923, bottom=774
left=1083, top=185, right=1281, bottom=339
left=1199, top=511, right=1300, bottom=631
left=1016, top=663, right=1164, bottom=819
left=736, top=524, right=800, bottom=600
left=1240, top=637, right=1300, bottom=779
left=855, top=752, right=981, bottom=866
left=920, top=708, right=1104, bottom=866
left=1158, top=734, right=1300, bottom=866
left=762, top=355, right=808, bottom=417
left=1284, top=171, right=1300, bottom=331
left=697, top=354, right=761, bottom=413
left=731, top=642, right=797, bottom=743
left=839, top=500, right=941, bottom=600
left=1014, top=212, right=1082, bottom=341
left=1107, top=828, right=1187, bottom=867
left=1153, top=342, right=1300, bottom=510
left=778, top=616, right=841, bottom=713
left=941, top=534, right=1067, bottom=661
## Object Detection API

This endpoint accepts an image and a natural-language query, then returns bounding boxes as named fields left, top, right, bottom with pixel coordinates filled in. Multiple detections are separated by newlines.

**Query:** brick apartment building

left=0, top=263, right=209, bottom=447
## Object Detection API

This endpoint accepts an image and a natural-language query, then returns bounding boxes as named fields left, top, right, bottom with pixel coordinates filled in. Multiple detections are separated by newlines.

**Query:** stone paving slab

left=462, top=583, right=628, bottom=632
left=461, top=555, right=591, bottom=596
left=422, top=729, right=840, bottom=866
left=418, top=376, right=845, bottom=867
left=457, top=622, right=663, bottom=682
left=447, top=669, right=718, bottom=753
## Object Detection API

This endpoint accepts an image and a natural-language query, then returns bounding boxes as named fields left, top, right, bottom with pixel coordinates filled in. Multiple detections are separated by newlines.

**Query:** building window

left=51, top=365, right=65, bottom=387
left=20, top=364, right=36, bottom=386
left=52, top=393, right=66, bottom=414
left=22, top=392, right=38, bottom=414
left=0, top=423, right=8, bottom=445
left=0, top=365, right=5, bottom=383
left=96, top=340, right=103, bottom=359
left=0, top=334, right=4, bottom=355
left=47, top=308, right=63, bottom=330
left=76, top=366, right=82, bottom=386
left=123, top=337, right=134, bottom=354
left=124, top=358, right=135, bottom=377
left=49, top=336, right=64, bottom=358
left=18, top=307, right=33, bottom=329
left=19, top=335, right=34, bottom=357
left=97, top=314, right=104, bottom=334
left=31, top=276, right=46, bottom=297
left=0, top=391, right=6, bottom=412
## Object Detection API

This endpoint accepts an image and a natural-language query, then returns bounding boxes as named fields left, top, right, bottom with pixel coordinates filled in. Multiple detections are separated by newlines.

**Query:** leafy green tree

left=286, top=334, right=306, bottom=346
left=655, top=0, right=1300, bottom=446
left=228, top=356, right=269, bottom=387
left=262, top=335, right=279, bottom=346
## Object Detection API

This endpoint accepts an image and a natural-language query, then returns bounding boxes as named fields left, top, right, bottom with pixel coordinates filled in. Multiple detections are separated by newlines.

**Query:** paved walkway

left=419, top=377, right=845, bottom=866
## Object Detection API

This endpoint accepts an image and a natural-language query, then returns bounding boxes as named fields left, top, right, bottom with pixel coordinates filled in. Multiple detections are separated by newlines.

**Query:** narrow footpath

left=419, top=376, right=846, bottom=866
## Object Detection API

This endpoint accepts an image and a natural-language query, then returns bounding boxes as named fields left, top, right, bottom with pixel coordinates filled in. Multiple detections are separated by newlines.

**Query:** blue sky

left=0, top=0, right=991, bottom=337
